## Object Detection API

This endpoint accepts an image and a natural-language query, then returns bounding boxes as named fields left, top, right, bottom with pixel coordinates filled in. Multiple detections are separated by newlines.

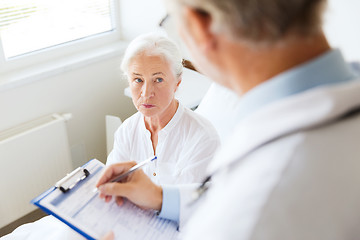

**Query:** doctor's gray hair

left=171, top=0, right=327, bottom=44
left=121, top=32, right=183, bottom=78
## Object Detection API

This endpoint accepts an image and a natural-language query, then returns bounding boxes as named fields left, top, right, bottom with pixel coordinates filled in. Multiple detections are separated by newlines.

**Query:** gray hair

left=171, top=0, right=327, bottom=44
left=121, top=32, right=183, bottom=78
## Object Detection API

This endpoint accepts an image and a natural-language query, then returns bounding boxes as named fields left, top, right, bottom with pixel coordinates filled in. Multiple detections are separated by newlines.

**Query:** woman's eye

left=134, top=78, right=143, bottom=83
left=156, top=78, right=163, bottom=83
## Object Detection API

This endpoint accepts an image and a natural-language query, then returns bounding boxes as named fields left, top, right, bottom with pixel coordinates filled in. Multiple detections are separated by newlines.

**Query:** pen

left=94, top=156, right=157, bottom=193
left=109, top=156, right=157, bottom=182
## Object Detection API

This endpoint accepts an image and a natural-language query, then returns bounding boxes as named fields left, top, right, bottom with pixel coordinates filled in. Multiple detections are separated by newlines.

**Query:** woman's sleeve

left=177, top=132, right=220, bottom=183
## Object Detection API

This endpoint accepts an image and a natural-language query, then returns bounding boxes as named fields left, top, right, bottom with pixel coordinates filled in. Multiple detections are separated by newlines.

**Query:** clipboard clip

left=55, top=167, right=90, bottom=193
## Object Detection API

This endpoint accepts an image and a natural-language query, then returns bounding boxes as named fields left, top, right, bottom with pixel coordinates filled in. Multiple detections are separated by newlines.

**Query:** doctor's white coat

left=181, top=80, right=360, bottom=240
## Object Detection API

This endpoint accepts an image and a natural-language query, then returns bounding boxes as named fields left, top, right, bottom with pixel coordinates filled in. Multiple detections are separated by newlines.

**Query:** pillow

left=195, top=82, right=242, bottom=143
left=175, top=68, right=212, bottom=109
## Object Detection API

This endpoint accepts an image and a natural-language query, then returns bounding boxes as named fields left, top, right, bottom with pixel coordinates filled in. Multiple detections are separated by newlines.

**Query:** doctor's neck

left=219, top=32, right=331, bottom=96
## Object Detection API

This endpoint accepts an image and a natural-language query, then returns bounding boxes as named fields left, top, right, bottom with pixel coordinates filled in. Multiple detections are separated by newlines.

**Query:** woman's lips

left=142, top=104, right=155, bottom=108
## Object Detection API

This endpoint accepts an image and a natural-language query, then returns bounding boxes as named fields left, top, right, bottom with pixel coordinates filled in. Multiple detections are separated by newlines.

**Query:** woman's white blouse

left=107, top=103, right=220, bottom=184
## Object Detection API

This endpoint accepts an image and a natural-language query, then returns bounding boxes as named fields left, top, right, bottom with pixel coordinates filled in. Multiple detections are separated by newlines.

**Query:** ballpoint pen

left=93, top=156, right=157, bottom=193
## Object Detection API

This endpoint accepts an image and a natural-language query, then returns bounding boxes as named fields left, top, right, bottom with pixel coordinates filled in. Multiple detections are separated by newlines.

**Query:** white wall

left=120, top=0, right=166, bottom=40
left=0, top=56, right=136, bottom=167
left=324, top=0, right=360, bottom=61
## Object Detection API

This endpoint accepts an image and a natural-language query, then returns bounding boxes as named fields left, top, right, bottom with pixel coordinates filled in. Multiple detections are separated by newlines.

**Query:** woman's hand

left=95, top=161, right=163, bottom=211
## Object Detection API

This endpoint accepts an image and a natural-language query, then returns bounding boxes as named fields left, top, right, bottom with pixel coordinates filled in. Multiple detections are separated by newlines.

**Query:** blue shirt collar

left=236, top=49, right=357, bottom=120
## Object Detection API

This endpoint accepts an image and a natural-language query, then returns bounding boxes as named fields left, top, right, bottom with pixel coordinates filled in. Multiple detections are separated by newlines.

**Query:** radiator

left=0, top=113, right=73, bottom=228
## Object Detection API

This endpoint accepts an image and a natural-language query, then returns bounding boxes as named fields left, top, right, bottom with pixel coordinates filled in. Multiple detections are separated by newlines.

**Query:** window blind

left=0, top=0, right=114, bottom=59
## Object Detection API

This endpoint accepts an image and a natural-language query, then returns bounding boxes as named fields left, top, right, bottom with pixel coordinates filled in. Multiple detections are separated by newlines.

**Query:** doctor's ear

left=183, top=7, right=215, bottom=52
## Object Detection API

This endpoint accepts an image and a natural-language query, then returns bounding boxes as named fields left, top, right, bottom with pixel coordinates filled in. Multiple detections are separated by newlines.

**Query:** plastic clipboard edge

left=32, top=200, right=96, bottom=240
left=30, top=186, right=57, bottom=205
left=30, top=159, right=102, bottom=240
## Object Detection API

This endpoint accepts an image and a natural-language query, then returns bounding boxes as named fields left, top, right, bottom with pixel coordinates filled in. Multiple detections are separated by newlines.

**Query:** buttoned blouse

left=107, top=102, right=220, bottom=185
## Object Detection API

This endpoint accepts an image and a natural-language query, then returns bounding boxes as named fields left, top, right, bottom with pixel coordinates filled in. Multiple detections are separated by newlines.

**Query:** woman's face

left=128, top=53, right=181, bottom=118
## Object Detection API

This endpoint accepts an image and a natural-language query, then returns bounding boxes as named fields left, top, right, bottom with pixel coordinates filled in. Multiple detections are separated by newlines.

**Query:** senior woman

left=107, top=32, right=220, bottom=184
left=1, top=33, right=219, bottom=240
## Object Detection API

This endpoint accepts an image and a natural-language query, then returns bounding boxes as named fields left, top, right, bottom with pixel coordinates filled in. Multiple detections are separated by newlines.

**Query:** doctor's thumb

left=99, top=182, right=132, bottom=197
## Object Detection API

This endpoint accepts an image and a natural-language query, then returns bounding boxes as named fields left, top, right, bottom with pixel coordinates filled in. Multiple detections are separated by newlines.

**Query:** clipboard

left=31, top=159, right=179, bottom=240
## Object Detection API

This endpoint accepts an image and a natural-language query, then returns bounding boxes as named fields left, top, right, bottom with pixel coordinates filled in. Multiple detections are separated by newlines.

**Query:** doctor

left=97, top=0, right=360, bottom=239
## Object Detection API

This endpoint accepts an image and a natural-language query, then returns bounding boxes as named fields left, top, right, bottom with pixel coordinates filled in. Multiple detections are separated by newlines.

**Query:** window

left=0, top=0, right=120, bottom=62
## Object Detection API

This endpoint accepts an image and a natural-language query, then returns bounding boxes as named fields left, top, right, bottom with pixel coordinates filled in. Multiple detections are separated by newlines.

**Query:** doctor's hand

left=95, top=161, right=163, bottom=211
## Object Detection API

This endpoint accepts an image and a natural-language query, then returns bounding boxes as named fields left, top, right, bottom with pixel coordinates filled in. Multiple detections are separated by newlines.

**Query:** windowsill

left=0, top=40, right=129, bottom=93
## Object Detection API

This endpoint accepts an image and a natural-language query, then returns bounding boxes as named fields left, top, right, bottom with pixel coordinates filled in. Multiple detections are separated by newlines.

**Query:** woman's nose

left=141, top=82, right=154, bottom=98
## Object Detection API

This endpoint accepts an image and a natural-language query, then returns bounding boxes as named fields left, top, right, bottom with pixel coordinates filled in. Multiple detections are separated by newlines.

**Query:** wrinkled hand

left=95, top=161, right=163, bottom=211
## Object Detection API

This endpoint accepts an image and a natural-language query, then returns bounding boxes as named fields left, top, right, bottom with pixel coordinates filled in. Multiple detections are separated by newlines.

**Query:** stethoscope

left=190, top=105, right=360, bottom=205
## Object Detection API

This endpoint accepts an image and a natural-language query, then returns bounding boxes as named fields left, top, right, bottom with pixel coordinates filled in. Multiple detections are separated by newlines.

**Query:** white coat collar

left=233, top=49, right=357, bottom=122
left=208, top=80, right=360, bottom=173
